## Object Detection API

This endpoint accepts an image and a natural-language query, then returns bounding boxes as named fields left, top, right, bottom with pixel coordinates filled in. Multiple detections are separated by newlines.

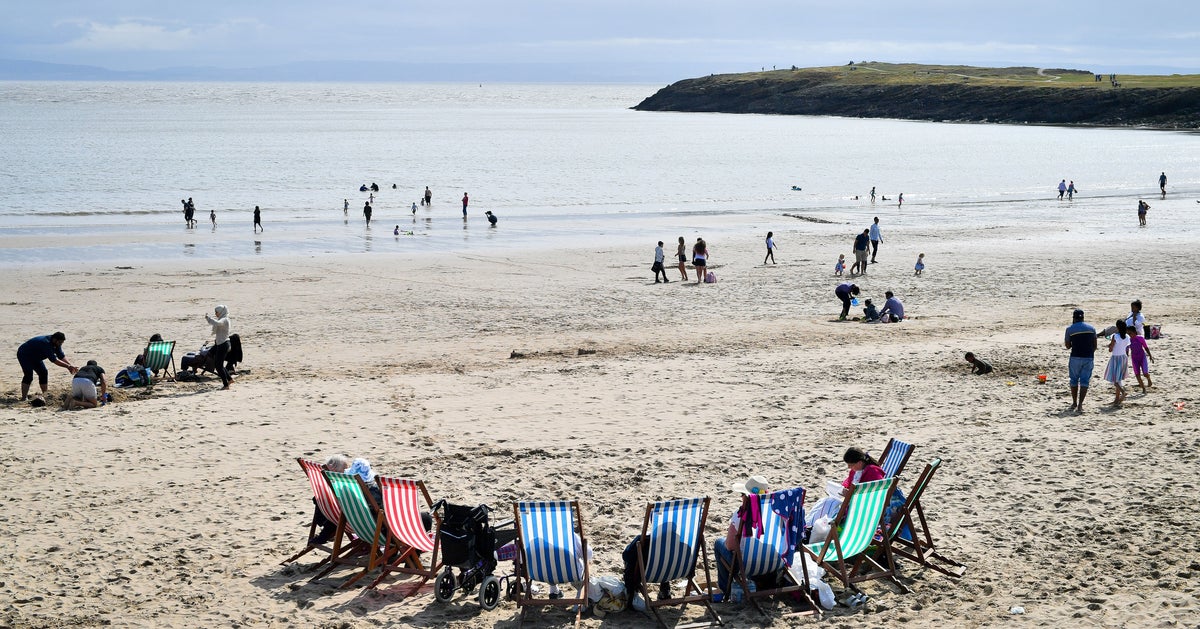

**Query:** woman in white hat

left=713, top=474, right=769, bottom=598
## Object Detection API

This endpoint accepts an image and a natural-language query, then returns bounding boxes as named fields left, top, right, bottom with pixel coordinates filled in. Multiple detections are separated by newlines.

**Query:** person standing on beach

left=204, top=305, right=233, bottom=390
left=17, top=332, right=77, bottom=402
left=653, top=241, right=669, bottom=283
left=1057, top=180, right=1067, bottom=200
left=1064, top=309, right=1097, bottom=413
left=253, top=206, right=262, bottom=233
left=870, top=186, right=876, bottom=203
left=676, top=236, right=689, bottom=281
left=692, top=238, right=708, bottom=283
left=1138, top=200, right=1149, bottom=226
left=835, top=283, right=860, bottom=321
left=897, top=193, right=904, bottom=208
left=1159, top=172, right=1167, bottom=199
left=764, top=231, right=777, bottom=265
left=181, top=199, right=191, bottom=227
left=1103, top=319, right=1131, bottom=406
left=461, top=192, right=469, bottom=217
left=869, top=217, right=882, bottom=263
left=363, top=202, right=372, bottom=226
left=343, top=199, right=349, bottom=215
left=851, top=229, right=870, bottom=275
left=1129, top=325, right=1154, bottom=393
left=424, top=186, right=432, bottom=205
left=209, top=208, right=216, bottom=227
left=1067, top=181, right=1077, bottom=200
left=411, top=202, right=417, bottom=216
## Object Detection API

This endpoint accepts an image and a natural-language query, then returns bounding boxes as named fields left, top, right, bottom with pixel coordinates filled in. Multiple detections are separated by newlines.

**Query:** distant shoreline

left=633, top=63, right=1200, bottom=130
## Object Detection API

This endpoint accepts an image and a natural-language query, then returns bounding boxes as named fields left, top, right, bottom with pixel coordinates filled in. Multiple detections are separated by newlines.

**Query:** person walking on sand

left=835, top=282, right=860, bottom=321
left=914, top=253, right=925, bottom=276
left=653, top=241, right=669, bottom=283
left=1159, top=172, right=1167, bottom=199
left=675, top=236, right=689, bottom=281
left=764, top=231, right=777, bottom=265
left=851, top=229, right=870, bottom=275
left=461, top=192, right=469, bottom=217
left=869, top=217, right=882, bottom=263
left=1129, top=325, right=1154, bottom=393
left=1064, top=309, right=1097, bottom=413
left=1067, top=181, right=1077, bottom=201
left=1058, top=179, right=1067, bottom=200
left=1103, top=319, right=1132, bottom=406
left=363, top=202, right=372, bottom=226
left=253, top=206, right=262, bottom=233
left=692, top=238, right=708, bottom=283
left=1138, top=200, right=1149, bottom=226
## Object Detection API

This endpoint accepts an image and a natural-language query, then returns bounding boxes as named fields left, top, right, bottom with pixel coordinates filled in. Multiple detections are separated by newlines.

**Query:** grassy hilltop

left=634, top=62, right=1200, bottom=128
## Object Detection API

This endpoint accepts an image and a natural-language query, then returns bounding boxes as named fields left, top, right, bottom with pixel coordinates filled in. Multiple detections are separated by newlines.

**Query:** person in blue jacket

left=17, top=332, right=77, bottom=402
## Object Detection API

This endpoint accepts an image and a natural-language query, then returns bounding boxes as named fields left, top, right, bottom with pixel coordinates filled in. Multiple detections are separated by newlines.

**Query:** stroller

left=432, top=500, right=518, bottom=610
left=179, top=334, right=242, bottom=379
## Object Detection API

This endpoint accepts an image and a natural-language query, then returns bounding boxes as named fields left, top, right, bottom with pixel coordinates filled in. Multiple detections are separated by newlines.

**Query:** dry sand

left=1, top=219, right=1198, bottom=628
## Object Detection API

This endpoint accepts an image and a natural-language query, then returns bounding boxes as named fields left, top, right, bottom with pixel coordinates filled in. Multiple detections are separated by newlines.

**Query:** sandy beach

left=2, top=215, right=1198, bottom=628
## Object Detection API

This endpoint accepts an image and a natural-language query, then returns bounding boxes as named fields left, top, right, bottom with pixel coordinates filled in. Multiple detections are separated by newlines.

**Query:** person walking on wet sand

left=343, top=199, right=349, bottom=215
left=870, top=186, right=876, bottom=203
left=424, top=186, right=432, bottom=205
left=253, top=206, right=262, bottom=233
left=1058, top=180, right=1067, bottom=200
left=209, top=209, right=216, bottom=227
left=897, top=192, right=904, bottom=208
left=1064, top=309, right=1097, bottom=413
left=461, top=192, right=469, bottom=217
left=1159, top=172, right=1167, bottom=199
left=1138, top=200, right=1149, bottom=226
left=1067, top=181, right=1077, bottom=201
left=363, top=202, right=372, bottom=226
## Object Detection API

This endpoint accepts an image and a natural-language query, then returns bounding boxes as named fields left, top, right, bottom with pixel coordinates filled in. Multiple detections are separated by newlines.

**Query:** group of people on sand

left=651, top=237, right=711, bottom=284
left=1063, top=300, right=1155, bottom=413
left=304, top=445, right=901, bottom=612
left=180, top=197, right=217, bottom=228
left=14, top=304, right=235, bottom=409
left=833, top=283, right=905, bottom=324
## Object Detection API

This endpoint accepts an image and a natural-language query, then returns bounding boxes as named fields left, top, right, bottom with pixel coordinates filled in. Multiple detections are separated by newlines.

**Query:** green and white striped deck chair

left=143, top=340, right=176, bottom=380
left=803, top=477, right=905, bottom=594
left=513, top=500, right=589, bottom=629
left=635, top=497, right=721, bottom=627
left=731, top=488, right=818, bottom=616
left=312, top=471, right=398, bottom=589
left=886, top=459, right=965, bottom=578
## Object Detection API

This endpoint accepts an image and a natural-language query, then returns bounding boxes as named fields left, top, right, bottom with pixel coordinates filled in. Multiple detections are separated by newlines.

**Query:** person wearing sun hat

left=712, top=474, right=769, bottom=598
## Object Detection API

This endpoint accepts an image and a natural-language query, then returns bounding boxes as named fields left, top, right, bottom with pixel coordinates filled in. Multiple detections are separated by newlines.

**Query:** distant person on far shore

left=411, top=202, right=417, bottom=215
left=363, top=202, right=372, bottom=226
left=764, top=231, right=777, bottom=265
left=964, top=352, right=993, bottom=375
left=1137, top=200, right=1149, bottom=226
left=652, top=241, right=669, bottom=283
left=834, top=254, right=846, bottom=276
left=485, top=210, right=497, bottom=227
left=1159, top=172, right=1167, bottom=199
left=1067, top=181, right=1077, bottom=201
left=344, top=199, right=349, bottom=215
left=870, top=186, right=876, bottom=202
left=1058, top=179, right=1067, bottom=200
left=461, top=192, right=469, bottom=217
left=675, top=236, right=689, bottom=281
left=210, top=209, right=216, bottom=227
left=898, top=192, right=904, bottom=208
left=394, top=225, right=400, bottom=236
left=253, top=206, right=262, bottom=233
left=424, top=186, right=432, bottom=205
left=914, top=253, right=925, bottom=276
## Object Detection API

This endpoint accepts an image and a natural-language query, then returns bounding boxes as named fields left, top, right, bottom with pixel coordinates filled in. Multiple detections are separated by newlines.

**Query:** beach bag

left=651, top=261, right=663, bottom=272
left=704, top=271, right=717, bottom=283
left=115, top=367, right=149, bottom=388
left=1148, top=325, right=1162, bottom=340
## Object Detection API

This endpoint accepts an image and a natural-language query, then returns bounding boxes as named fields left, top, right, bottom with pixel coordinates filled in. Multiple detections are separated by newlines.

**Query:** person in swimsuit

left=676, top=236, right=689, bottom=281
left=692, top=238, right=708, bottom=283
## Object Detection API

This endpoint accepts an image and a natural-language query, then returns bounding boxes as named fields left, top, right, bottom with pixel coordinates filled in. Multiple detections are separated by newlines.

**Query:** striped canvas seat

left=740, top=495, right=788, bottom=578
left=733, top=487, right=818, bottom=616
left=887, top=459, right=965, bottom=578
left=636, top=497, right=721, bottom=627
left=365, top=476, right=441, bottom=591
left=143, top=340, right=176, bottom=380
left=326, top=472, right=386, bottom=547
left=281, top=458, right=347, bottom=566
left=879, top=438, right=915, bottom=479
left=311, top=471, right=396, bottom=588
left=513, top=500, right=589, bottom=628
left=804, top=477, right=905, bottom=593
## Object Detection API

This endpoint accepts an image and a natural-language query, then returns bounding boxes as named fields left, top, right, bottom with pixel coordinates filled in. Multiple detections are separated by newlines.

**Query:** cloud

left=57, top=17, right=260, bottom=52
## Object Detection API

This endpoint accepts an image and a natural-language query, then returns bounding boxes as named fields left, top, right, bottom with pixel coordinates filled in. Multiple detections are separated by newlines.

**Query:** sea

left=0, top=81, right=1197, bottom=266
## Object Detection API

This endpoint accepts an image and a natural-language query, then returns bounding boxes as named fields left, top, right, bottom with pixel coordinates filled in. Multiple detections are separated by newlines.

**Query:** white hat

left=731, top=475, right=770, bottom=496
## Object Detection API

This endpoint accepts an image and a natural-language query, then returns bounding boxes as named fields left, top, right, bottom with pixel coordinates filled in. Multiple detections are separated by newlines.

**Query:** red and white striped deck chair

left=281, top=458, right=356, bottom=566
left=366, top=476, right=443, bottom=591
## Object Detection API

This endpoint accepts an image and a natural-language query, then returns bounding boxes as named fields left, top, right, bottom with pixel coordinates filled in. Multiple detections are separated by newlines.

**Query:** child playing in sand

left=964, top=352, right=993, bottom=375
left=862, top=299, right=879, bottom=322
left=914, top=253, right=925, bottom=276
left=834, top=254, right=845, bottom=276
left=1129, top=326, right=1153, bottom=392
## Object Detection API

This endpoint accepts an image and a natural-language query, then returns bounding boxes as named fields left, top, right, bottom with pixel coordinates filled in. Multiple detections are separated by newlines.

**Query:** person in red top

left=461, top=192, right=469, bottom=217
left=839, top=447, right=885, bottom=495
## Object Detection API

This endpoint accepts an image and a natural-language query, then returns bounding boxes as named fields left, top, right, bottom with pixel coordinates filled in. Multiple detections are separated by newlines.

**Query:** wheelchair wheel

left=434, top=567, right=457, bottom=603
left=479, top=576, right=501, bottom=610
left=506, top=579, right=523, bottom=601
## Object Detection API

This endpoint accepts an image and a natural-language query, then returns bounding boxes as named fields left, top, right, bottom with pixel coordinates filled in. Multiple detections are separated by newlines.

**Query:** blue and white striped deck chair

left=635, top=497, right=721, bottom=627
left=513, top=500, right=589, bottom=628
left=733, top=488, right=818, bottom=616
left=879, top=438, right=915, bottom=479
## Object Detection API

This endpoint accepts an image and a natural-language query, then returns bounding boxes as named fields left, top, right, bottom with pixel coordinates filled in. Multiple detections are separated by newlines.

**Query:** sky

left=2, top=1, right=1199, bottom=80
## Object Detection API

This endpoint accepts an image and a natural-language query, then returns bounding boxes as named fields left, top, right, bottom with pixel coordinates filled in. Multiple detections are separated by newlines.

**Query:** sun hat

left=347, top=458, right=375, bottom=483
left=731, top=475, right=770, bottom=496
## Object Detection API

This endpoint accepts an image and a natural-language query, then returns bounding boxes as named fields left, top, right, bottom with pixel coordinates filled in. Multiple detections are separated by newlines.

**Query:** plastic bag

left=788, top=554, right=835, bottom=610
left=809, top=516, right=833, bottom=545
left=589, top=575, right=626, bottom=615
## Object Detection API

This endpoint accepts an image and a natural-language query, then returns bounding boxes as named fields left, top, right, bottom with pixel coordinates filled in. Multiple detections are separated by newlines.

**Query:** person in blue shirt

left=879, top=291, right=905, bottom=323
left=1064, top=309, right=1098, bottom=413
left=835, top=283, right=860, bottom=321
left=17, top=332, right=77, bottom=402
left=869, top=217, right=883, bottom=263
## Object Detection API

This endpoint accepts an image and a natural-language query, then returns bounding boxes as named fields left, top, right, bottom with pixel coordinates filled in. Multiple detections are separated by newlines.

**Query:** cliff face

left=633, top=75, right=1200, bottom=129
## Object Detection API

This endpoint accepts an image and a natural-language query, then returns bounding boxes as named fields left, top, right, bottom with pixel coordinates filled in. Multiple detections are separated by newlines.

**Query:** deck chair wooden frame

left=366, top=476, right=443, bottom=592
left=634, top=497, right=722, bottom=628
left=311, top=471, right=403, bottom=589
left=878, top=438, right=915, bottom=479
left=803, top=477, right=906, bottom=595
left=281, top=458, right=356, bottom=567
left=886, top=459, right=965, bottom=578
left=143, top=340, right=176, bottom=381
left=725, top=488, right=819, bottom=617
left=512, top=500, right=590, bottom=629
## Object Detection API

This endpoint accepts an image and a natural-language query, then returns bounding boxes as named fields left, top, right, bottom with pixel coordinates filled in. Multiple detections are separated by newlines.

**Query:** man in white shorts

left=67, top=360, right=107, bottom=409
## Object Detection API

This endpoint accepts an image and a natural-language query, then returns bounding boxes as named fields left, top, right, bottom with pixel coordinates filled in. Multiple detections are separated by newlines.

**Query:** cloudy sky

left=3, top=1, right=1198, bottom=79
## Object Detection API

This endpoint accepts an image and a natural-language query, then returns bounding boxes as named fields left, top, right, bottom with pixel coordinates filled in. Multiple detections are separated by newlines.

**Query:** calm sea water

left=0, top=81, right=1197, bottom=264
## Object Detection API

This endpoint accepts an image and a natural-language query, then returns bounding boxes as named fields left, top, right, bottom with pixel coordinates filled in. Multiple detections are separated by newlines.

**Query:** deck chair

left=512, top=500, right=590, bottom=628
left=878, top=438, right=915, bottom=479
left=885, top=459, right=965, bottom=578
left=311, top=471, right=400, bottom=589
left=634, top=497, right=721, bottom=628
left=143, top=340, right=176, bottom=381
left=281, top=458, right=354, bottom=566
left=803, top=477, right=906, bottom=595
left=366, top=476, right=442, bottom=591
left=728, top=487, right=819, bottom=617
